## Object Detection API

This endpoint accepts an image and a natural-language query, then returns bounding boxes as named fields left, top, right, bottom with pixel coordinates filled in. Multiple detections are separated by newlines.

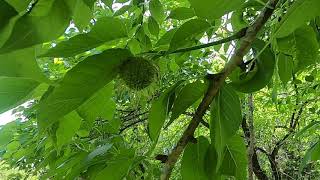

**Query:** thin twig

left=119, top=118, right=147, bottom=133
left=167, top=27, right=248, bottom=55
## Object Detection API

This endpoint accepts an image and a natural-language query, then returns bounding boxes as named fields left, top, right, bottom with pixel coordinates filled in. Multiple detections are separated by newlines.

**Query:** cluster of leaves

left=0, top=0, right=319, bottom=179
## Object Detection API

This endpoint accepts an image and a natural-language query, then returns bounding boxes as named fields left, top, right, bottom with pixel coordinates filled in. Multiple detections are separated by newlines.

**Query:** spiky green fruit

left=119, top=57, right=157, bottom=90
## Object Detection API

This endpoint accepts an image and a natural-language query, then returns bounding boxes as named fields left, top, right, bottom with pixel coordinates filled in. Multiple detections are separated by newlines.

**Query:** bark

left=247, top=94, right=255, bottom=180
left=242, top=118, right=269, bottom=180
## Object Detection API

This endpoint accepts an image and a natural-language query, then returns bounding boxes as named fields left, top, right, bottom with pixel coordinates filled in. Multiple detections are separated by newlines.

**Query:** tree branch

left=269, top=100, right=309, bottom=179
left=242, top=117, right=269, bottom=180
left=167, top=27, right=248, bottom=55
left=247, top=94, right=255, bottom=180
left=119, top=118, right=147, bottom=133
left=160, top=0, right=280, bottom=179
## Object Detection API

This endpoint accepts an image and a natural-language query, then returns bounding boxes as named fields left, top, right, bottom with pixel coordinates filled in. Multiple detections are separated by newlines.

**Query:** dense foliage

left=0, top=0, right=319, bottom=179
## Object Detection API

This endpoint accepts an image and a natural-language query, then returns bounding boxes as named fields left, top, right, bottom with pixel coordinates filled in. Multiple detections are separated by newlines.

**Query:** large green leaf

left=204, top=144, right=219, bottom=178
left=65, top=0, right=94, bottom=31
left=168, top=19, right=210, bottom=52
left=95, top=149, right=135, bottom=180
left=220, top=135, right=248, bottom=179
left=77, top=82, right=116, bottom=126
left=148, top=81, right=183, bottom=141
left=147, top=16, right=159, bottom=37
left=277, top=53, right=293, bottom=84
left=4, top=0, right=31, bottom=12
left=188, top=0, right=243, bottom=20
left=181, top=136, right=210, bottom=180
left=149, top=0, right=165, bottom=23
left=275, top=0, right=320, bottom=38
left=41, top=17, right=127, bottom=57
left=0, top=1, right=18, bottom=30
left=0, top=0, right=71, bottom=53
left=56, top=111, right=82, bottom=152
left=0, top=47, right=48, bottom=82
left=277, top=25, right=319, bottom=72
left=0, top=77, right=39, bottom=113
left=230, top=39, right=275, bottom=93
left=168, top=7, right=195, bottom=20
left=38, top=49, right=131, bottom=129
left=210, top=84, right=242, bottom=170
left=155, top=28, right=177, bottom=50
left=166, top=80, right=207, bottom=128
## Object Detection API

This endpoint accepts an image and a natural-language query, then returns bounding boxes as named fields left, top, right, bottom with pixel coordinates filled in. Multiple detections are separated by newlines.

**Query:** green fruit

left=119, top=57, right=157, bottom=90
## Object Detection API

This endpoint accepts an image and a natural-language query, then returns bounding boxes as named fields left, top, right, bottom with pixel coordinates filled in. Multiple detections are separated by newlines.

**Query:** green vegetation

left=0, top=0, right=319, bottom=179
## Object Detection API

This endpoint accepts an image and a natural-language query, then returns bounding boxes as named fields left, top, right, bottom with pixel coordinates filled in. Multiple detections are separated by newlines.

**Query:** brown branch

left=160, top=0, right=280, bottom=179
left=242, top=117, right=269, bottom=180
left=119, top=118, right=147, bottom=133
left=247, top=94, right=255, bottom=180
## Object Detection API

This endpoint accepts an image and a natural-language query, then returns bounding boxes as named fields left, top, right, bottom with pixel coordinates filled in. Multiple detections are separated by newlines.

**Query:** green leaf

left=181, top=136, right=210, bottom=180
left=86, top=144, right=113, bottom=163
left=147, top=16, right=160, bottom=37
left=204, top=144, right=219, bottom=178
left=41, top=17, right=127, bottom=57
left=188, top=0, right=243, bottom=20
left=95, top=149, right=135, bottom=180
left=113, top=4, right=132, bottom=16
left=155, top=28, right=177, bottom=50
left=166, top=80, right=207, bottom=128
left=149, top=0, right=164, bottom=23
left=0, top=122, right=18, bottom=149
left=168, top=19, right=210, bottom=52
left=210, top=84, right=242, bottom=170
left=277, top=25, right=319, bottom=72
left=275, top=0, right=320, bottom=38
left=230, top=39, right=275, bottom=93
left=219, top=135, right=248, bottom=179
left=77, top=82, right=116, bottom=126
left=277, top=53, right=293, bottom=84
left=300, top=141, right=320, bottom=171
left=231, top=10, right=247, bottom=31
left=0, top=0, right=71, bottom=53
left=0, top=47, right=48, bottom=82
left=296, top=121, right=320, bottom=138
left=56, top=111, right=82, bottom=152
left=102, top=0, right=113, bottom=9
left=168, top=7, right=195, bottom=20
left=0, top=1, right=18, bottom=30
left=292, top=26, right=319, bottom=71
left=148, top=81, right=183, bottom=141
left=6, top=140, right=20, bottom=151
left=66, top=0, right=94, bottom=31
left=4, top=0, right=32, bottom=12
left=0, top=77, right=39, bottom=113
left=38, top=49, right=131, bottom=129
left=135, top=27, right=152, bottom=52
